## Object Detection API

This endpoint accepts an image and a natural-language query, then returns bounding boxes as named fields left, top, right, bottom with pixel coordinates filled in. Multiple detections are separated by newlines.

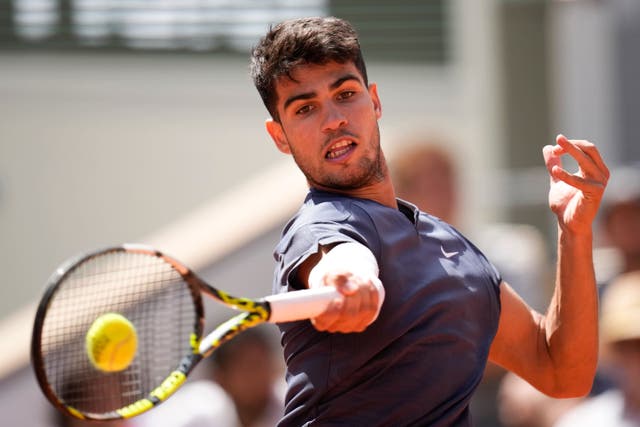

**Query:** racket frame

left=31, top=244, right=340, bottom=421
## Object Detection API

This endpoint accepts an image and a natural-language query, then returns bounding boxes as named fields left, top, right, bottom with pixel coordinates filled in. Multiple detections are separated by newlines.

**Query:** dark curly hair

left=250, top=16, right=368, bottom=122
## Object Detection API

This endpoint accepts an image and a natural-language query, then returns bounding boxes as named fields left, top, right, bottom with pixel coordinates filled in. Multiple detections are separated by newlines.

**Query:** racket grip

left=265, top=286, right=341, bottom=323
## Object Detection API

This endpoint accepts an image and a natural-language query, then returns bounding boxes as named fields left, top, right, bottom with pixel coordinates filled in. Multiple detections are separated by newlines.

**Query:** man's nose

left=322, top=106, right=348, bottom=132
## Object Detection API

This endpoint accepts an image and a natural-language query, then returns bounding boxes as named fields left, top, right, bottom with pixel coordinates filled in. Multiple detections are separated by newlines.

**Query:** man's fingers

left=578, top=142, right=610, bottom=182
left=555, top=135, right=609, bottom=182
left=311, top=275, right=381, bottom=333
left=542, top=145, right=560, bottom=178
left=333, top=273, right=358, bottom=295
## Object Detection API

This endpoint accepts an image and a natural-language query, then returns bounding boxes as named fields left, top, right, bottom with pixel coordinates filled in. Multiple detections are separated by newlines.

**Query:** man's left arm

left=489, top=135, right=609, bottom=397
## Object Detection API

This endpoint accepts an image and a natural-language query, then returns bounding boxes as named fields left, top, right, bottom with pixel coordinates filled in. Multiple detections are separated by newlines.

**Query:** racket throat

left=198, top=311, right=268, bottom=357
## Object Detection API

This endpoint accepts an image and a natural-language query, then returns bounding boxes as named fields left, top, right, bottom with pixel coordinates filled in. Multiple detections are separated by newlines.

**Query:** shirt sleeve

left=272, top=201, right=380, bottom=293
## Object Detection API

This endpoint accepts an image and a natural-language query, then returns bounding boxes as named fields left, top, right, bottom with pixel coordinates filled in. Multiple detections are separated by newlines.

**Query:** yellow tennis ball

left=85, top=313, right=138, bottom=372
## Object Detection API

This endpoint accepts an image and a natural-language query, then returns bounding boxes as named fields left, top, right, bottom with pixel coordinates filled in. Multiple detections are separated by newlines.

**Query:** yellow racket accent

left=198, top=310, right=269, bottom=358
left=116, top=371, right=186, bottom=419
left=117, top=399, right=154, bottom=419
left=150, top=371, right=187, bottom=401
left=217, top=291, right=269, bottom=317
left=190, top=333, right=200, bottom=354
left=66, top=407, right=85, bottom=420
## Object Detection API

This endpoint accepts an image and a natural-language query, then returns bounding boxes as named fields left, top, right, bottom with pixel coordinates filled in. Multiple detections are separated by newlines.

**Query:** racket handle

left=265, top=286, right=341, bottom=323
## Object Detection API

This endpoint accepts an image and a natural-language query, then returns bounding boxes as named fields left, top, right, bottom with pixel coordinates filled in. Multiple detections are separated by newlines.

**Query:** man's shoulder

left=276, top=191, right=382, bottom=255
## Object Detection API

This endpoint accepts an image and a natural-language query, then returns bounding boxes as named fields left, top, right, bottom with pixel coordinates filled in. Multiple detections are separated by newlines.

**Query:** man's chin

left=311, top=175, right=378, bottom=192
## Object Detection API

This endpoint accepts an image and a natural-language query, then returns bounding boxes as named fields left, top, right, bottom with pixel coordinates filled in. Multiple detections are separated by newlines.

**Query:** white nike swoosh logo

left=441, top=246, right=459, bottom=259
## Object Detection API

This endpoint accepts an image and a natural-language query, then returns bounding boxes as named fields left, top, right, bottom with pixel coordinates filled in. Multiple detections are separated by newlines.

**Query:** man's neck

left=310, top=178, right=398, bottom=209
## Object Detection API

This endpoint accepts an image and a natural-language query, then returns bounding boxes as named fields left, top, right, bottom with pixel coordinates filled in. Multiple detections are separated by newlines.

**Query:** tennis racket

left=31, top=243, right=340, bottom=421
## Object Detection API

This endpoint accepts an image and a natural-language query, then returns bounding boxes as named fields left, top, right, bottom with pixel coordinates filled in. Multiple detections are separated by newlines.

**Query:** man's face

left=266, top=61, right=385, bottom=191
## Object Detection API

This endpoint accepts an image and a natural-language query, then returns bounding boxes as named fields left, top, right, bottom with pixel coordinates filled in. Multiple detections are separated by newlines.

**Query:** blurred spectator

left=475, top=223, right=552, bottom=313
left=390, top=141, right=459, bottom=225
left=591, top=164, right=640, bottom=396
left=210, top=326, right=285, bottom=427
left=497, top=372, right=580, bottom=427
left=554, top=271, right=640, bottom=427
left=598, top=164, right=640, bottom=280
left=131, top=325, right=284, bottom=427
left=130, top=380, right=239, bottom=427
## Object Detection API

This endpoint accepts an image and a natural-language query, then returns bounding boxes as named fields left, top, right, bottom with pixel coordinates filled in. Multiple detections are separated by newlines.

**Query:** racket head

left=31, top=244, right=205, bottom=421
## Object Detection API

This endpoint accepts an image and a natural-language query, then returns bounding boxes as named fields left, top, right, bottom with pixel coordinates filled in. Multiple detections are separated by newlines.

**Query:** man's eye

left=296, top=105, right=313, bottom=115
left=338, top=91, right=355, bottom=100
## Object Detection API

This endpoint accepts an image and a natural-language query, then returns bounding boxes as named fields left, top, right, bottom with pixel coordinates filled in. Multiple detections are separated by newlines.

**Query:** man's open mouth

left=326, top=140, right=356, bottom=159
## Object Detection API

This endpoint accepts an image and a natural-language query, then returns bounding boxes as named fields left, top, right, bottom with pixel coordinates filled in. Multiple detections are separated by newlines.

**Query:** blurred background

left=1, top=0, right=639, bottom=426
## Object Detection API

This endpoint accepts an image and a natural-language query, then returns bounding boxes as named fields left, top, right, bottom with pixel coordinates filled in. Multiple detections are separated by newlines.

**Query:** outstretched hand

left=542, top=135, right=609, bottom=234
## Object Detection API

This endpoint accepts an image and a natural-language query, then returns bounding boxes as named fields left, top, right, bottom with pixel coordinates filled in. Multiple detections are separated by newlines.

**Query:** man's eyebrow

left=283, top=91, right=316, bottom=112
left=283, top=73, right=363, bottom=112
left=330, top=74, right=362, bottom=90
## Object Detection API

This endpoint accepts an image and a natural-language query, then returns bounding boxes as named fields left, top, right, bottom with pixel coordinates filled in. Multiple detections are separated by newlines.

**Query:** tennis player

left=250, top=17, right=609, bottom=426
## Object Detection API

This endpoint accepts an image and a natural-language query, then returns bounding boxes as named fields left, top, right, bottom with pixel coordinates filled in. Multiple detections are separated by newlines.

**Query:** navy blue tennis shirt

left=273, top=189, right=502, bottom=426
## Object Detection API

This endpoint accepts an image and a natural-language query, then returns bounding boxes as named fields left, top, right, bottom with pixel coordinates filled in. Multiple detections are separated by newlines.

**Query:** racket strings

left=38, top=250, right=199, bottom=417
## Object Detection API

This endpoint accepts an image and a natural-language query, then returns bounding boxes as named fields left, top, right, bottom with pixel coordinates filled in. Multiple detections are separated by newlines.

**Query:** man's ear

left=369, top=83, right=382, bottom=119
left=265, top=119, right=291, bottom=154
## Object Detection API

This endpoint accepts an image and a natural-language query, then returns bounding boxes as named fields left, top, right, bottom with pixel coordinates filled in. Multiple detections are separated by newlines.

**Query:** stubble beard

left=295, top=125, right=386, bottom=191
